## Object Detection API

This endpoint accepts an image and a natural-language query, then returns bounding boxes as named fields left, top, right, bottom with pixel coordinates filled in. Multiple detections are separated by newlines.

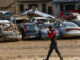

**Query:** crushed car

left=0, top=20, right=22, bottom=42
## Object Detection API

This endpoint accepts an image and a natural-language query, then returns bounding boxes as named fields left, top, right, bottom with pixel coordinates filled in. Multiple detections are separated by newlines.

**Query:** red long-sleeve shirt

left=48, top=30, right=56, bottom=39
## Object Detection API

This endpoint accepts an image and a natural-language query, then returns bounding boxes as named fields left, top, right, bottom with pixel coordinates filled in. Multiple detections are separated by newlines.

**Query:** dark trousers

left=46, top=43, right=62, bottom=60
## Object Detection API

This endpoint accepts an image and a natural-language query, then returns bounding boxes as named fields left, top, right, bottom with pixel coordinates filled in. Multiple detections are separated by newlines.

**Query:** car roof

left=62, top=21, right=78, bottom=26
left=0, top=20, right=10, bottom=24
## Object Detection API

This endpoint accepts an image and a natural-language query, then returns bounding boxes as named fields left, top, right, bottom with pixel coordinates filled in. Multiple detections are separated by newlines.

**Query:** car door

left=54, top=22, right=65, bottom=36
left=59, top=23, right=66, bottom=35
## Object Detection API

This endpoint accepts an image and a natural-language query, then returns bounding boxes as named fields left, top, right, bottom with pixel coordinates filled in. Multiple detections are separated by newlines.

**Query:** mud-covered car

left=0, top=20, right=22, bottom=41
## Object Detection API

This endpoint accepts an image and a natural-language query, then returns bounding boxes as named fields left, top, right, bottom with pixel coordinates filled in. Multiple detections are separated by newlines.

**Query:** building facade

left=0, top=0, right=16, bottom=14
left=53, top=0, right=80, bottom=16
left=16, top=0, right=53, bottom=15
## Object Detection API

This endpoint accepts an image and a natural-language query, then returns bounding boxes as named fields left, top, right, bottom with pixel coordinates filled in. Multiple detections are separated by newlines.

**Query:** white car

left=54, top=21, right=80, bottom=37
left=32, top=17, right=51, bottom=24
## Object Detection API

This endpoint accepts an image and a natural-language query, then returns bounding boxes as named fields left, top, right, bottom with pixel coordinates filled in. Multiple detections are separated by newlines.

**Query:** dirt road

left=0, top=39, right=80, bottom=60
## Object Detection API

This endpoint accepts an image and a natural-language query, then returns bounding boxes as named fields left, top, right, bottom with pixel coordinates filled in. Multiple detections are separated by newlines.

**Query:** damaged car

left=0, top=20, right=22, bottom=42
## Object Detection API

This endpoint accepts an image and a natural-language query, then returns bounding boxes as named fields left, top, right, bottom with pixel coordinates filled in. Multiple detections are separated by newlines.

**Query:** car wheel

left=0, top=37, right=6, bottom=42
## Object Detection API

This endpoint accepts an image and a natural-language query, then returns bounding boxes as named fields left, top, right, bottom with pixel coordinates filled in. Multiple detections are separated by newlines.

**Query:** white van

left=32, top=17, right=51, bottom=24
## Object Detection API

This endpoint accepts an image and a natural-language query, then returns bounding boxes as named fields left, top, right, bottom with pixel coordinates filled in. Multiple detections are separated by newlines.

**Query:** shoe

left=60, top=57, right=63, bottom=60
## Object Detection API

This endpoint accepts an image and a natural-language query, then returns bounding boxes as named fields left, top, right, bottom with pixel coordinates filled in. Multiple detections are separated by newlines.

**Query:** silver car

left=54, top=21, right=80, bottom=37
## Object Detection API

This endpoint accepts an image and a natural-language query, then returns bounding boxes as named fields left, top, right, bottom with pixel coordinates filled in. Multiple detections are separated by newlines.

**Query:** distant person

left=49, top=20, right=52, bottom=23
left=49, top=19, right=54, bottom=25
left=43, top=26, right=63, bottom=60
left=10, top=16, right=14, bottom=23
left=48, top=17, right=54, bottom=24
left=37, top=19, right=44, bottom=24
left=20, top=26, right=26, bottom=40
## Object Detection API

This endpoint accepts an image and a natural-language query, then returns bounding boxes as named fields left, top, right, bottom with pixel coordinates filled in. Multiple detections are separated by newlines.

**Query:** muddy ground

left=0, top=38, right=80, bottom=60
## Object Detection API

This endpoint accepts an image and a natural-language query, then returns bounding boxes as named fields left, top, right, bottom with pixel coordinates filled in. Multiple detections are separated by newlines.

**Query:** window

left=26, top=25, right=38, bottom=31
left=19, top=4, right=24, bottom=12
left=60, top=4, right=64, bottom=12
left=78, top=5, right=80, bottom=10
left=64, top=23, right=78, bottom=28
left=42, top=4, right=46, bottom=13
left=48, top=6, right=53, bottom=15
left=65, top=4, right=75, bottom=11
left=28, top=4, right=38, bottom=9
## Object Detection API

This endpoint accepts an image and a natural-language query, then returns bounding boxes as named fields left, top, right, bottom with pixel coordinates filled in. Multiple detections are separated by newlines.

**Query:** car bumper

left=41, top=34, right=48, bottom=38
left=63, top=32, right=80, bottom=37
left=23, top=35, right=38, bottom=39
left=7, top=34, right=22, bottom=40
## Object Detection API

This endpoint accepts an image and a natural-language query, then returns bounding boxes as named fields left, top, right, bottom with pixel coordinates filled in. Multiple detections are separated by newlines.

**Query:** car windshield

left=64, top=22, right=79, bottom=28
left=44, top=24, right=54, bottom=29
left=54, top=22, right=60, bottom=28
left=38, top=24, right=46, bottom=30
left=16, top=19, right=25, bottom=24
left=75, top=21, right=80, bottom=25
left=26, top=25, right=38, bottom=31
left=64, top=12, right=69, bottom=16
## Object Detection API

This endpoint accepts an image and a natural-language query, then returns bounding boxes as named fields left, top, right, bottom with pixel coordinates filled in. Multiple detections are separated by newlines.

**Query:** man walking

left=43, top=26, right=63, bottom=60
